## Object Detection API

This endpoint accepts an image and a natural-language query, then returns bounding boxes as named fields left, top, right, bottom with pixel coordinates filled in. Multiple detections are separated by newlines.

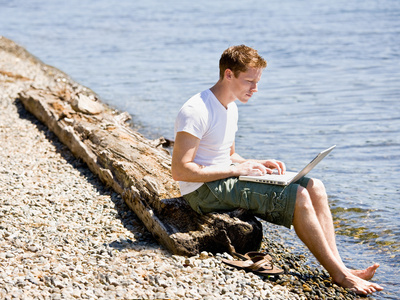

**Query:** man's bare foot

left=335, top=271, right=384, bottom=295
left=349, top=263, right=380, bottom=280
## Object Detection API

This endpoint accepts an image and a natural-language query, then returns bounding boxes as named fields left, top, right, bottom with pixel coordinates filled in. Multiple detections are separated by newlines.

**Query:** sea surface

left=1, top=0, right=399, bottom=298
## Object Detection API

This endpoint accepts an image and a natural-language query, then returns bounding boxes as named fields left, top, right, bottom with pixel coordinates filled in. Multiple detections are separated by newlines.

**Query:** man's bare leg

left=292, top=186, right=383, bottom=295
left=305, top=179, right=344, bottom=263
left=305, top=178, right=379, bottom=280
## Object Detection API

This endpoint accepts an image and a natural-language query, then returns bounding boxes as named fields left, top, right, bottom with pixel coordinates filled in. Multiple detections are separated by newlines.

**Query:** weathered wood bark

left=3, top=35, right=263, bottom=256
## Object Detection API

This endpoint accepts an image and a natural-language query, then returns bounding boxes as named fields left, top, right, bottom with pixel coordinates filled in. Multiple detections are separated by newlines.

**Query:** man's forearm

left=172, top=161, right=237, bottom=182
left=230, top=152, right=247, bottom=164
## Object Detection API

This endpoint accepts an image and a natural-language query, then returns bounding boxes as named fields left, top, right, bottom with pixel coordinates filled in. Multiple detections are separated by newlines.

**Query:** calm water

left=1, top=0, right=399, bottom=298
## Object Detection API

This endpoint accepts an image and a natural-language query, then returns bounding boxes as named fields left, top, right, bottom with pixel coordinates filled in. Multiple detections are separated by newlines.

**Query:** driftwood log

left=3, top=36, right=263, bottom=256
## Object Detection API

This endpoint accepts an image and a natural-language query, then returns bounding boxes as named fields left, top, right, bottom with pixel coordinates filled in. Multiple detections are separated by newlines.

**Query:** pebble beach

left=0, top=36, right=360, bottom=299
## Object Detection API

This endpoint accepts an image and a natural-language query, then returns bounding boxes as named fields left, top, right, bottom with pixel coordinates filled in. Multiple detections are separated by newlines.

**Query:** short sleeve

left=175, top=103, right=208, bottom=139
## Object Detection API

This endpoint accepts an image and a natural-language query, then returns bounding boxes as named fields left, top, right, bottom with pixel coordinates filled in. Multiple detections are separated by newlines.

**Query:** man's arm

left=171, top=131, right=237, bottom=182
left=230, top=142, right=286, bottom=174
left=172, top=132, right=275, bottom=182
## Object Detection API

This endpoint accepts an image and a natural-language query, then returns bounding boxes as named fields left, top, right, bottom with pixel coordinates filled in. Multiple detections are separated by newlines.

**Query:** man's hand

left=232, top=160, right=285, bottom=177
left=232, top=161, right=268, bottom=176
left=230, top=145, right=285, bottom=176
left=259, top=159, right=286, bottom=175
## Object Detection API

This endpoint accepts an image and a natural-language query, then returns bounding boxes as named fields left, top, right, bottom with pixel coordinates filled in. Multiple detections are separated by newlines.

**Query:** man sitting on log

left=171, top=44, right=383, bottom=296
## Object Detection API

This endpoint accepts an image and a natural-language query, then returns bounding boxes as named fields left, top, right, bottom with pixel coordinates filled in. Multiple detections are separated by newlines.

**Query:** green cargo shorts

left=183, top=176, right=310, bottom=228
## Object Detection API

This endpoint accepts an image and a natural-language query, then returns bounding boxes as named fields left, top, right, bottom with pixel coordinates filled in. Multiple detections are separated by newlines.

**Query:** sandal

left=221, top=251, right=268, bottom=269
left=222, top=251, right=284, bottom=276
left=246, top=255, right=284, bottom=276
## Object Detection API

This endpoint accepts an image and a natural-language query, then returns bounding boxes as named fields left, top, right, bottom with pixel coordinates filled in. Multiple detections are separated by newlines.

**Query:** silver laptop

left=239, top=145, right=336, bottom=186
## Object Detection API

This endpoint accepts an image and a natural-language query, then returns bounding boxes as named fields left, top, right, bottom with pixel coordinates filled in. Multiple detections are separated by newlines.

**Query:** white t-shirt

left=174, top=89, right=238, bottom=195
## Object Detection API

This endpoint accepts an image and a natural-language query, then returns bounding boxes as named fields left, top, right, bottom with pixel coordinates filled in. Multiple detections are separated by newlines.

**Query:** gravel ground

left=0, top=36, right=359, bottom=299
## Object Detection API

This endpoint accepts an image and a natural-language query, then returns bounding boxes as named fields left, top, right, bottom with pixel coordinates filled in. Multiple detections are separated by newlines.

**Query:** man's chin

left=239, top=96, right=251, bottom=103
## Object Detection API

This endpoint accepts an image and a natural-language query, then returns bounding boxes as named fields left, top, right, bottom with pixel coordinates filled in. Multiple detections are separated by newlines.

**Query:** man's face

left=230, top=67, right=263, bottom=104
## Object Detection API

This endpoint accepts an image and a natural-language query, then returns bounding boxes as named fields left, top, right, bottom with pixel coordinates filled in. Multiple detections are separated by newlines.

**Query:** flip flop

left=228, top=251, right=270, bottom=261
left=246, top=256, right=284, bottom=276
left=243, top=251, right=272, bottom=260
left=221, top=251, right=262, bottom=269
left=221, top=257, right=254, bottom=270
left=222, top=251, right=284, bottom=276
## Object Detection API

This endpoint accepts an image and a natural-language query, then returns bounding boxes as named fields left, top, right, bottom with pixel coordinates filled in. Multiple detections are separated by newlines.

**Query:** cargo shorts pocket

left=183, top=185, right=219, bottom=214
left=240, top=188, right=283, bottom=215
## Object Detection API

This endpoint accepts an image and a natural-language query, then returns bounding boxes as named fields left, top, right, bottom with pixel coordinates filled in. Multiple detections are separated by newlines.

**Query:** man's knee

left=306, top=178, right=332, bottom=214
left=307, top=178, right=327, bottom=197
left=295, top=186, right=314, bottom=212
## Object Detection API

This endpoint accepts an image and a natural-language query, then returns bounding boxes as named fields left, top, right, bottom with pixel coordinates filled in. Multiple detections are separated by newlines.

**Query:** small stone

left=27, top=245, right=39, bottom=252
left=53, top=279, right=65, bottom=289
left=26, top=276, right=40, bottom=285
left=303, top=283, right=313, bottom=293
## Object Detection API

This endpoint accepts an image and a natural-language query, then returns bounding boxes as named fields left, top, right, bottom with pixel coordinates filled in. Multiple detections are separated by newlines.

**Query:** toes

left=350, top=282, right=383, bottom=295
left=350, top=287, right=368, bottom=296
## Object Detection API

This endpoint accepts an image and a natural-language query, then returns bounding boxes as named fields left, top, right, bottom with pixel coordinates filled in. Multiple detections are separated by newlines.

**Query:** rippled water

left=1, top=0, right=399, bottom=297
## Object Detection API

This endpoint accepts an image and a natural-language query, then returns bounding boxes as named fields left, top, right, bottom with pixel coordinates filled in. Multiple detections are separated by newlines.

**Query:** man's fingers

left=277, top=161, right=286, bottom=174
left=269, top=160, right=282, bottom=174
left=267, top=160, right=286, bottom=174
left=255, top=163, right=267, bottom=175
left=248, top=162, right=267, bottom=175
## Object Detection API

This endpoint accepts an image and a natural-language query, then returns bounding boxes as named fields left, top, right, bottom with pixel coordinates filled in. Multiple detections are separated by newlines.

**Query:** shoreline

left=0, top=36, right=357, bottom=299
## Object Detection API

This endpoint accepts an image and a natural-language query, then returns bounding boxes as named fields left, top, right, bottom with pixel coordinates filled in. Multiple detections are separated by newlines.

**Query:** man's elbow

left=171, top=166, right=183, bottom=181
left=171, top=170, right=179, bottom=181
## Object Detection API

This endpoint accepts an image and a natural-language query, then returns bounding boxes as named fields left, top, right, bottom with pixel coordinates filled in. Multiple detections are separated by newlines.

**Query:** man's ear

left=224, top=68, right=234, bottom=80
